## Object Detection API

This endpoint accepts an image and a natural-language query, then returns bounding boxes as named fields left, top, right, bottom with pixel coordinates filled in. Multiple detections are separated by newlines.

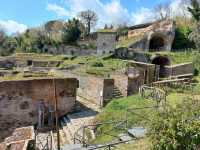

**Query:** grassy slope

left=91, top=95, right=156, bottom=144
left=92, top=86, right=199, bottom=149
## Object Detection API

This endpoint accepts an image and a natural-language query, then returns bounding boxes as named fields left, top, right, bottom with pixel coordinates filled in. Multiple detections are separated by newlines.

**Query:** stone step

left=118, top=133, right=134, bottom=142
left=62, top=144, right=87, bottom=150
left=128, top=127, right=147, bottom=138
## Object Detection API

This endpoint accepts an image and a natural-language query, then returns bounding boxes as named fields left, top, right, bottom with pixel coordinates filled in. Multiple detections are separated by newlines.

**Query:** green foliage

left=117, top=26, right=129, bottom=37
left=90, top=61, right=104, bottom=67
left=62, top=18, right=81, bottom=44
left=172, top=26, right=194, bottom=49
left=149, top=99, right=200, bottom=150
left=188, top=0, right=200, bottom=22
left=0, top=36, right=18, bottom=56
left=189, top=23, right=200, bottom=49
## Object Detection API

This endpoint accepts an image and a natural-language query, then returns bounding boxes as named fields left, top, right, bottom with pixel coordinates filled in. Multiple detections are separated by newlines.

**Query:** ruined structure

left=98, top=20, right=175, bottom=54
left=97, top=30, right=117, bottom=55
left=0, top=78, right=79, bottom=142
left=127, top=19, right=175, bottom=51
left=0, top=126, right=35, bottom=150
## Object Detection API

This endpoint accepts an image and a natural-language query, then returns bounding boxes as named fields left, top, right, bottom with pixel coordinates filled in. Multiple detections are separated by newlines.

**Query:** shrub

left=91, top=61, right=104, bottom=67
left=149, top=99, right=200, bottom=150
left=172, top=26, right=195, bottom=50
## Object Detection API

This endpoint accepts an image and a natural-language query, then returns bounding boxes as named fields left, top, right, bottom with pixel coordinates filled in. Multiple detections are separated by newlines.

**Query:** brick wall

left=0, top=78, right=78, bottom=142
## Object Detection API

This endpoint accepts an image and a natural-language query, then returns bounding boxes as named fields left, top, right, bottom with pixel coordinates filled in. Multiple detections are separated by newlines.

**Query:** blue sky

left=0, top=0, right=186, bottom=34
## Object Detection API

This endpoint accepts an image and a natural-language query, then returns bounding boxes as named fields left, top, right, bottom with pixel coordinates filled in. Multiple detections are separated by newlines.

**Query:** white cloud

left=0, top=20, right=27, bottom=34
left=131, top=7, right=155, bottom=25
left=47, top=3, right=70, bottom=17
left=47, top=0, right=193, bottom=28
left=47, top=0, right=131, bottom=28
left=169, top=0, right=191, bottom=18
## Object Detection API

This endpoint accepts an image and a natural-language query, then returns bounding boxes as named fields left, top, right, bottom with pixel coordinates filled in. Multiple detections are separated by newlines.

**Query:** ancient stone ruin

left=0, top=78, right=79, bottom=142
left=128, top=19, right=175, bottom=51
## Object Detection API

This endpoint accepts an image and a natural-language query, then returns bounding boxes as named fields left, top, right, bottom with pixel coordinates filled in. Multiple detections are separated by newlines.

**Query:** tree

left=188, top=0, right=200, bottom=21
left=154, top=2, right=171, bottom=20
left=104, top=24, right=108, bottom=29
left=78, top=10, right=98, bottom=36
left=0, top=36, right=18, bottom=56
left=188, top=0, right=200, bottom=49
left=62, top=18, right=81, bottom=44
left=0, top=28, right=5, bottom=44
left=189, top=22, right=200, bottom=49
left=44, top=20, right=64, bottom=44
left=172, top=26, right=195, bottom=49
left=110, top=24, right=114, bottom=29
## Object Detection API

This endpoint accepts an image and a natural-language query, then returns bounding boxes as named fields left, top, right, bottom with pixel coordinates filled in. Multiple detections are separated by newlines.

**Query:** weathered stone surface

left=128, top=127, right=147, bottom=138
left=52, top=70, right=114, bottom=108
left=0, top=78, right=78, bottom=141
left=128, top=19, right=175, bottom=51
left=118, top=133, right=133, bottom=142
left=97, top=32, right=117, bottom=55
left=163, top=62, right=194, bottom=78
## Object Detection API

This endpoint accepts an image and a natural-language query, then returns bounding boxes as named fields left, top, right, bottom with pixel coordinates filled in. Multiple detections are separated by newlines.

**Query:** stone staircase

left=112, top=86, right=124, bottom=99
left=58, top=110, right=97, bottom=148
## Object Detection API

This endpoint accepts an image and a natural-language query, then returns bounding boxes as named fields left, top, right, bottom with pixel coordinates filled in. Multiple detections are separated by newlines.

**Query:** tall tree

left=188, top=0, right=200, bottom=49
left=78, top=10, right=98, bottom=36
left=188, top=0, right=200, bottom=21
left=154, top=2, right=171, bottom=20
left=0, top=30, right=5, bottom=44
left=62, top=18, right=81, bottom=44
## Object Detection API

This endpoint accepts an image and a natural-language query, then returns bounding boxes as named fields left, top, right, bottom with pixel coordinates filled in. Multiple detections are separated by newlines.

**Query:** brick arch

left=145, top=32, right=168, bottom=52
left=149, top=35, right=165, bottom=51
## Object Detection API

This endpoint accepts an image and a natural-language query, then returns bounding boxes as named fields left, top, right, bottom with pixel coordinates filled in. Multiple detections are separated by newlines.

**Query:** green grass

left=117, top=34, right=144, bottom=48
left=60, top=55, right=128, bottom=76
left=91, top=84, right=200, bottom=148
left=13, top=53, right=69, bottom=61
left=91, top=95, right=156, bottom=144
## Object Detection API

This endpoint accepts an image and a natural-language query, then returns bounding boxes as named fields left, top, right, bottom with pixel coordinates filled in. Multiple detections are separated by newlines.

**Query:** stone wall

left=97, top=32, right=117, bottom=55
left=112, top=74, right=129, bottom=96
left=51, top=70, right=115, bottom=108
left=0, top=78, right=78, bottom=142
left=127, top=61, right=156, bottom=84
left=127, top=19, right=175, bottom=51
left=163, top=63, right=193, bottom=77
left=114, top=48, right=150, bottom=63
left=78, top=75, right=114, bottom=107
left=112, top=68, right=145, bottom=96
left=0, top=58, right=16, bottom=69
left=47, top=45, right=96, bottom=56
left=29, top=60, right=62, bottom=67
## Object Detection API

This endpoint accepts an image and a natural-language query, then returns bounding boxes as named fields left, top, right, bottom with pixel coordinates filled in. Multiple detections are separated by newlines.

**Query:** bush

left=194, top=68, right=199, bottom=76
left=172, top=26, right=195, bottom=50
left=149, top=99, right=200, bottom=150
left=62, top=18, right=81, bottom=45
left=91, top=61, right=104, bottom=67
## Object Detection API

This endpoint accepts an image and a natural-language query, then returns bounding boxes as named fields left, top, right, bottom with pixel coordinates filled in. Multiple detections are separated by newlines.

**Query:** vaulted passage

left=152, top=56, right=171, bottom=78
left=149, top=36, right=165, bottom=51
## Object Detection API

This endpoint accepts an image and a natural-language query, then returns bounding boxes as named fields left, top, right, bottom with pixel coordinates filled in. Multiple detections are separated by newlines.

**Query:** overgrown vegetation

left=92, top=82, right=200, bottom=149
left=150, top=99, right=200, bottom=150
left=172, top=26, right=194, bottom=49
